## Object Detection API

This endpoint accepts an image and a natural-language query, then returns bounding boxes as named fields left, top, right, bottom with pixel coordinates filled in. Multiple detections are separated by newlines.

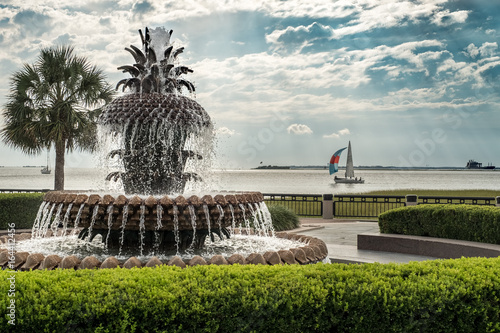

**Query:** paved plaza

left=293, top=218, right=438, bottom=264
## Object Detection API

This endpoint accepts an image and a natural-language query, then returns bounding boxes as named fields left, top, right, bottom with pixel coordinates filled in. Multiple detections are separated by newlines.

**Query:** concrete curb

left=358, top=233, right=500, bottom=259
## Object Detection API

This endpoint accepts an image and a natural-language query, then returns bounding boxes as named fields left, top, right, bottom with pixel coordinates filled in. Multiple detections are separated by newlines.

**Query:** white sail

left=345, top=141, right=355, bottom=178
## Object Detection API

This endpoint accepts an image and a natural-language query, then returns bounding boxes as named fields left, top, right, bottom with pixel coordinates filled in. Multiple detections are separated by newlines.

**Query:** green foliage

left=363, top=189, right=499, bottom=197
left=379, top=204, right=500, bottom=244
left=0, top=193, right=44, bottom=229
left=264, top=196, right=323, bottom=217
left=1, top=45, right=114, bottom=190
left=2, top=258, right=500, bottom=332
left=267, top=204, right=300, bottom=231
left=1, top=45, right=114, bottom=154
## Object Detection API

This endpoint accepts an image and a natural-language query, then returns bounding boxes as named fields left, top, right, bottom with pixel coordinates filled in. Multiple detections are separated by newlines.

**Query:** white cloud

left=465, top=42, right=498, bottom=59
left=432, top=9, right=469, bottom=26
left=465, top=43, right=480, bottom=58
left=338, top=128, right=350, bottom=136
left=265, top=0, right=469, bottom=49
left=323, top=128, right=350, bottom=139
left=287, top=123, right=312, bottom=135
left=479, top=42, right=498, bottom=58
left=216, top=126, right=238, bottom=136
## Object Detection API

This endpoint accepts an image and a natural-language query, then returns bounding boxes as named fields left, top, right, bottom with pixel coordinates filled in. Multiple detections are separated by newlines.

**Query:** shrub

left=0, top=193, right=44, bottom=230
left=267, top=204, right=300, bottom=231
left=378, top=204, right=500, bottom=244
left=1, top=258, right=500, bottom=332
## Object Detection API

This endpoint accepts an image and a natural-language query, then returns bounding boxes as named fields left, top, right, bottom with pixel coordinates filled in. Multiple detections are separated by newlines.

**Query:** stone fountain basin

left=0, top=231, right=329, bottom=270
left=41, top=190, right=267, bottom=231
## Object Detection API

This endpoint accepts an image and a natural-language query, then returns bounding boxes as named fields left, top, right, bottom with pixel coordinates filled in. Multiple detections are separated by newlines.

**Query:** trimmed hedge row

left=0, top=193, right=44, bottom=230
left=2, top=258, right=500, bottom=332
left=378, top=204, right=500, bottom=244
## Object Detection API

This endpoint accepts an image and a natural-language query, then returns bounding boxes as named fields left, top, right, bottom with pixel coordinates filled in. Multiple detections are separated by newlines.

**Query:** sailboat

left=330, top=141, right=364, bottom=184
left=41, top=151, right=51, bottom=174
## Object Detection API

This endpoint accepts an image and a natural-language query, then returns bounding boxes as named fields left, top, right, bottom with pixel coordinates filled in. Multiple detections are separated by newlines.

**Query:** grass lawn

left=360, top=189, right=499, bottom=197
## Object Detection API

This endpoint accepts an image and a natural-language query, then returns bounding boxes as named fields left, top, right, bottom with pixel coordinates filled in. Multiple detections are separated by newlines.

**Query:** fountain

left=0, top=27, right=328, bottom=270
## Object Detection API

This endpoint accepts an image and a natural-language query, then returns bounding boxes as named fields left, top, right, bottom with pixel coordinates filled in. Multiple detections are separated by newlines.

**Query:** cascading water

left=61, top=202, right=73, bottom=237
left=105, top=204, right=113, bottom=248
left=119, top=203, right=129, bottom=256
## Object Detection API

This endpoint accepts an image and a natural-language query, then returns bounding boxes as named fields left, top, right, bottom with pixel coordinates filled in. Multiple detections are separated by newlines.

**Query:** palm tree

left=1, top=45, right=114, bottom=190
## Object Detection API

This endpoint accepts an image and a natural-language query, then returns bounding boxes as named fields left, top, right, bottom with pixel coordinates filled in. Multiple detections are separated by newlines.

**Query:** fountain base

left=0, top=230, right=329, bottom=270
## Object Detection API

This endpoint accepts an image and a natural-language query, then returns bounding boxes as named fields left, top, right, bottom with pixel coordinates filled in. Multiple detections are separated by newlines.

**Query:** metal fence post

left=405, top=194, right=418, bottom=206
left=322, top=194, right=334, bottom=219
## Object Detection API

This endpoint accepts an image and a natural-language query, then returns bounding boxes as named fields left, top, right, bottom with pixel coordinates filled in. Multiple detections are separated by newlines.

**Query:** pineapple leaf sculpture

left=99, top=27, right=212, bottom=195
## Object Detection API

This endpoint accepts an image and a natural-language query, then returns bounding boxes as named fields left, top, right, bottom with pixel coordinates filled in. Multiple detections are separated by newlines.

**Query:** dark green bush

left=0, top=193, right=44, bottom=230
left=379, top=204, right=500, bottom=244
left=267, top=204, right=300, bottom=231
left=1, top=258, right=500, bottom=332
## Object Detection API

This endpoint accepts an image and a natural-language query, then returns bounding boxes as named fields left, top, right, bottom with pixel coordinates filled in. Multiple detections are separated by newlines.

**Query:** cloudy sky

left=0, top=0, right=499, bottom=169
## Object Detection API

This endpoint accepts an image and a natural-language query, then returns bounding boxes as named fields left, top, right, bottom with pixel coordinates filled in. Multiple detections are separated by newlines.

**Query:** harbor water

left=0, top=167, right=499, bottom=195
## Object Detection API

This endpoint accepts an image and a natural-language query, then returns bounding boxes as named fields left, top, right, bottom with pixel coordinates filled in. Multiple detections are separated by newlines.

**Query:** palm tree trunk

left=54, top=140, right=65, bottom=190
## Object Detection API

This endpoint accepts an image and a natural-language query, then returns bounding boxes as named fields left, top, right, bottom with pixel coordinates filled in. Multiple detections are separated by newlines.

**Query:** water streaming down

left=119, top=203, right=129, bottom=256
left=61, top=202, right=73, bottom=237
left=75, top=203, right=85, bottom=227
left=154, top=203, right=164, bottom=252
left=187, top=205, right=197, bottom=251
left=229, top=204, right=236, bottom=235
left=203, top=204, right=212, bottom=243
left=105, top=204, right=114, bottom=248
left=172, top=205, right=180, bottom=255
left=39, top=203, right=56, bottom=239
left=87, top=205, right=100, bottom=243
left=239, top=203, right=249, bottom=234
left=139, top=203, right=146, bottom=256
left=259, top=202, right=275, bottom=238
left=31, top=201, right=48, bottom=238
left=216, top=204, right=224, bottom=232
left=49, top=203, right=63, bottom=236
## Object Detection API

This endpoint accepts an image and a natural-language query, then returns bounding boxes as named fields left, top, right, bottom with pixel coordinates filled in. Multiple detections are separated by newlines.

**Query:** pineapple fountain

left=2, top=27, right=328, bottom=270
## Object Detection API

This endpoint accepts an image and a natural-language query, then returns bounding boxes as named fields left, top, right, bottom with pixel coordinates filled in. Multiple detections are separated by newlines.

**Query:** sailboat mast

left=345, top=141, right=354, bottom=178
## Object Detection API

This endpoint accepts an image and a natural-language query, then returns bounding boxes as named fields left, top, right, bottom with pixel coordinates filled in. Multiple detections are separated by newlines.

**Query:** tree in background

left=1, top=45, right=114, bottom=190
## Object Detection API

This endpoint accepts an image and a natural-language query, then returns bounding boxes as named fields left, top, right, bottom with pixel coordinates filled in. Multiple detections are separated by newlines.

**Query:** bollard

left=322, top=194, right=334, bottom=219
left=405, top=194, right=418, bottom=206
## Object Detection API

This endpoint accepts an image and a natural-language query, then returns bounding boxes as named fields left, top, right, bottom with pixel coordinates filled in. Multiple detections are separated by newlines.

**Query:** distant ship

left=254, top=165, right=290, bottom=170
left=466, top=159, right=495, bottom=170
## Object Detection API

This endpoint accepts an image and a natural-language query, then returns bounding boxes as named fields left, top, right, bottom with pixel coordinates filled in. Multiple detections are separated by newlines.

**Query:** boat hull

left=334, top=178, right=364, bottom=184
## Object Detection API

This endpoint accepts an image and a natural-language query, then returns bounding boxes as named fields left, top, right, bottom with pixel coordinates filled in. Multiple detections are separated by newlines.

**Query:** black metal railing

left=419, top=196, right=495, bottom=206
left=0, top=189, right=50, bottom=193
left=333, top=194, right=406, bottom=218
left=263, top=193, right=499, bottom=218
left=263, top=194, right=322, bottom=217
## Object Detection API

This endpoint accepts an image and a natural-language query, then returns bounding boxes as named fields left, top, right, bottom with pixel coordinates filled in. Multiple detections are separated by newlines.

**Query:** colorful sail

left=329, top=147, right=347, bottom=175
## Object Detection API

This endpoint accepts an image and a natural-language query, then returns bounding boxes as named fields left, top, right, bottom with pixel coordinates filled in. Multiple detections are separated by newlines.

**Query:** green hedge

left=267, top=204, right=300, bottom=231
left=2, top=258, right=500, bottom=332
left=378, top=204, right=500, bottom=244
left=0, top=193, right=44, bottom=230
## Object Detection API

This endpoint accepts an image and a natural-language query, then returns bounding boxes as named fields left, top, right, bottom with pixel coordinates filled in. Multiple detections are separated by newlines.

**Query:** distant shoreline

left=0, top=165, right=497, bottom=171
left=253, top=165, right=497, bottom=171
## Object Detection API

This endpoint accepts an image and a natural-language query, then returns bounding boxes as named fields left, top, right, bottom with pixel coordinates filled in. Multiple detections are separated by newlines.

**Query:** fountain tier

left=35, top=191, right=270, bottom=252
left=100, top=92, right=212, bottom=195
